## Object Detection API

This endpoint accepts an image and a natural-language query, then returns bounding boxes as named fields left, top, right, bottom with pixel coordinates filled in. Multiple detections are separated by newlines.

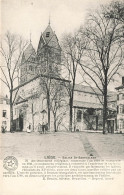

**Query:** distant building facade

left=73, top=84, right=117, bottom=133
left=116, top=77, right=124, bottom=133
left=73, top=84, right=103, bottom=131
left=0, top=95, right=10, bottom=131
left=107, top=92, right=117, bottom=133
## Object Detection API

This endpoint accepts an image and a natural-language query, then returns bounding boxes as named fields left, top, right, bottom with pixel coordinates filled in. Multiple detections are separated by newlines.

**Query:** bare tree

left=37, top=48, right=55, bottom=131
left=78, top=5, right=124, bottom=133
left=50, top=81, right=67, bottom=132
left=0, top=31, right=28, bottom=131
left=35, top=45, right=63, bottom=131
left=104, top=1, right=124, bottom=23
left=61, top=32, right=87, bottom=131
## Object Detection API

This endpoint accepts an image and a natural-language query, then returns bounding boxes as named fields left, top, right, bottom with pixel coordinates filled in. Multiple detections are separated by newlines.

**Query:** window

left=77, top=110, right=82, bottom=122
left=29, top=66, right=33, bottom=71
left=119, top=119, right=124, bottom=129
left=119, top=105, right=124, bottom=114
left=46, top=32, right=50, bottom=37
left=2, top=110, right=7, bottom=117
left=119, top=93, right=123, bottom=100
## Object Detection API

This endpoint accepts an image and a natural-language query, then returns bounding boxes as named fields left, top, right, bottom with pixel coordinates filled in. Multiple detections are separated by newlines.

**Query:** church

left=12, top=22, right=117, bottom=133
left=13, top=22, right=70, bottom=132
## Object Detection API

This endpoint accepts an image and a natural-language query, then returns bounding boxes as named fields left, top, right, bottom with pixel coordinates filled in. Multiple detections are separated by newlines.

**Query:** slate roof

left=23, top=43, right=36, bottom=60
left=75, top=84, right=117, bottom=100
left=42, top=24, right=54, bottom=44
left=74, top=84, right=102, bottom=95
left=115, top=85, right=124, bottom=90
left=73, top=100, right=102, bottom=109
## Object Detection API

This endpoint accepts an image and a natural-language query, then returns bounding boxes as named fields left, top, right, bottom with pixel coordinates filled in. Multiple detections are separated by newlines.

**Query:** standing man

left=42, top=112, right=48, bottom=134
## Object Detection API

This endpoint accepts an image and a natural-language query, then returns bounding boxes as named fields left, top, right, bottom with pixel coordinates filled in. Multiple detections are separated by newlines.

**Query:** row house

left=0, top=95, right=10, bottom=131
left=116, top=77, right=124, bottom=133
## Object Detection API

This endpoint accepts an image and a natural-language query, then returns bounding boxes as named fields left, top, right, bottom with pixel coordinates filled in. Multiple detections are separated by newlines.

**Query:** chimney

left=122, top=77, right=124, bottom=85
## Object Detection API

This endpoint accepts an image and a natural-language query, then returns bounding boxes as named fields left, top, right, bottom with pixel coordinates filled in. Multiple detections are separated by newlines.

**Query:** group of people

left=26, top=123, right=48, bottom=134
left=27, top=115, right=48, bottom=134
left=38, top=113, right=48, bottom=134
left=1, top=112, right=48, bottom=134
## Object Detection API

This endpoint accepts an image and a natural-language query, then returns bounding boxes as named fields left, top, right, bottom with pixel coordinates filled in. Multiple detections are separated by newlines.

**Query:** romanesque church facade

left=13, top=23, right=69, bottom=132
left=13, top=23, right=117, bottom=133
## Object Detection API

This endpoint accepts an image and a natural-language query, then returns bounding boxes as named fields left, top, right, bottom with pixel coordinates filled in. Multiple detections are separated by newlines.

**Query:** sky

left=0, top=0, right=122, bottom=95
left=1, top=0, right=111, bottom=49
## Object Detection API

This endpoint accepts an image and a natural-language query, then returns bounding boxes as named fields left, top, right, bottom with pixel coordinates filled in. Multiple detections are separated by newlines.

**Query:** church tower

left=37, top=23, right=61, bottom=77
left=20, top=42, right=36, bottom=84
left=19, top=22, right=62, bottom=85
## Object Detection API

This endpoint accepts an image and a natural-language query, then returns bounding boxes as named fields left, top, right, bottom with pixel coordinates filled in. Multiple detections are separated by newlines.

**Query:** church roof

left=74, top=84, right=102, bottom=95
left=42, top=24, right=55, bottom=44
left=37, top=24, right=61, bottom=53
left=73, top=100, right=102, bottom=109
left=23, top=43, right=36, bottom=61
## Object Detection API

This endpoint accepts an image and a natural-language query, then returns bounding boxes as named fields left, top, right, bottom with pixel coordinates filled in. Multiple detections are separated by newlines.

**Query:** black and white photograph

left=0, top=0, right=124, bottom=194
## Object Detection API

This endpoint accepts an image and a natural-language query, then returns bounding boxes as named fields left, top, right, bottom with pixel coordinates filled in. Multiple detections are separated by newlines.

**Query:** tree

left=50, top=81, right=67, bottom=132
left=39, top=74, right=69, bottom=132
left=104, top=1, right=124, bottom=22
left=37, top=45, right=60, bottom=131
left=0, top=31, right=28, bottom=131
left=61, top=32, right=87, bottom=131
left=78, top=5, right=124, bottom=133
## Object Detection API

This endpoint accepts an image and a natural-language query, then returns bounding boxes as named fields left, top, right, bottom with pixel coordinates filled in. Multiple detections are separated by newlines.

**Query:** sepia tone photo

left=0, top=0, right=124, bottom=194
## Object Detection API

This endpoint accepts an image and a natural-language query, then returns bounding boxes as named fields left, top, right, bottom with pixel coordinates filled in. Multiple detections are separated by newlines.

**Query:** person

left=1, top=121, right=7, bottom=133
left=27, top=123, right=32, bottom=133
left=38, top=123, right=42, bottom=134
left=42, top=115, right=47, bottom=134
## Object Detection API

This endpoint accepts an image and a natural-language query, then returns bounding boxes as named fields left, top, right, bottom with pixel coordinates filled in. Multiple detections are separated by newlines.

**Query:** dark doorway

left=19, top=113, right=23, bottom=131
left=107, top=120, right=114, bottom=133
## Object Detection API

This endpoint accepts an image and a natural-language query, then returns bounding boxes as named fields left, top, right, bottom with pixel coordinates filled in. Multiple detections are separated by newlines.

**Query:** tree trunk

left=10, top=91, right=14, bottom=132
left=47, top=91, right=50, bottom=131
left=32, top=103, right=34, bottom=131
left=69, top=96, right=73, bottom=131
left=103, top=75, right=108, bottom=134
left=54, top=114, right=57, bottom=132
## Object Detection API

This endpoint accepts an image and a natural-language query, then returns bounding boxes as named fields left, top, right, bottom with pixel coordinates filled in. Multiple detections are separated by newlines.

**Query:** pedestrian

left=1, top=121, right=7, bottom=133
left=27, top=123, right=32, bottom=133
left=42, top=115, right=47, bottom=134
left=38, top=123, right=42, bottom=134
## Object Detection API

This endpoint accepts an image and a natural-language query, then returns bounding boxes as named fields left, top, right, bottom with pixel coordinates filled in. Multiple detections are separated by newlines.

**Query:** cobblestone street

left=1, top=131, right=124, bottom=160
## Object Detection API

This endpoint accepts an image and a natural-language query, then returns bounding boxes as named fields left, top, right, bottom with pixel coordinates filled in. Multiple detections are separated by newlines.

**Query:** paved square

left=1, top=132, right=124, bottom=159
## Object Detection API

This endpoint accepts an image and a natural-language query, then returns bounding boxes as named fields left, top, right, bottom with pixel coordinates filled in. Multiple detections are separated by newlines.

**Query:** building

left=73, top=84, right=103, bottom=131
left=73, top=84, right=117, bottom=132
left=116, top=77, right=124, bottom=133
left=107, top=92, right=117, bottom=133
left=13, top=22, right=119, bottom=133
left=0, top=95, right=10, bottom=131
left=20, top=22, right=61, bottom=84
left=13, top=23, right=69, bottom=132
